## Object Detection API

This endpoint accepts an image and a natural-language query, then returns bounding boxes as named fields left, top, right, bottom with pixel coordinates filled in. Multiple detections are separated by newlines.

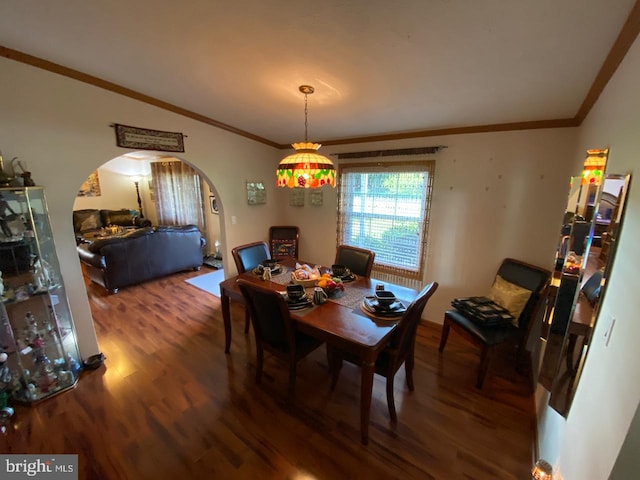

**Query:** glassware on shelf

left=0, top=187, right=82, bottom=405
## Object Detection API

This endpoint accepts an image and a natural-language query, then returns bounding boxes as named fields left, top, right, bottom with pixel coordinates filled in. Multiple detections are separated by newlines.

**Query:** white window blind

left=337, top=161, right=434, bottom=280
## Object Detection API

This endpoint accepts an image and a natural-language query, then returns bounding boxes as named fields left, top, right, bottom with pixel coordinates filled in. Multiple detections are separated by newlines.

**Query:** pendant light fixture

left=277, top=85, right=335, bottom=188
left=581, top=148, right=608, bottom=186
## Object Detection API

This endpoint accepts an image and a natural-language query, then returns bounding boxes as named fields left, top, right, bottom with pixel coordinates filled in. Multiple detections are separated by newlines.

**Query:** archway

left=72, top=151, right=225, bottom=290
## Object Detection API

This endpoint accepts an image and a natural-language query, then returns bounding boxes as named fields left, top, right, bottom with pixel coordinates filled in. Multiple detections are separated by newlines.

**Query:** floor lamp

left=131, top=175, right=144, bottom=218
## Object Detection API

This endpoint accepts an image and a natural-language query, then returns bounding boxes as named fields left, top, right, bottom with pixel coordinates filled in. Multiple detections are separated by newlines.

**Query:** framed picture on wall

left=210, top=195, right=219, bottom=214
left=290, top=189, right=305, bottom=207
left=309, top=189, right=323, bottom=206
left=77, top=171, right=101, bottom=197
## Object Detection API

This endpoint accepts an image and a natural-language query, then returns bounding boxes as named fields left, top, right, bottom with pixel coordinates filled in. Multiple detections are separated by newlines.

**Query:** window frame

left=337, top=160, right=435, bottom=280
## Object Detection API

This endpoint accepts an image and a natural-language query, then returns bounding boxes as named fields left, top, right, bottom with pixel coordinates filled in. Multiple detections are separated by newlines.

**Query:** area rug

left=185, top=269, right=225, bottom=297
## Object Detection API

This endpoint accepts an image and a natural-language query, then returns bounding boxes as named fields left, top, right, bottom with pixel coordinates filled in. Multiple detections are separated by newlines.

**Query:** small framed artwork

left=210, top=195, right=219, bottom=214
left=77, top=171, right=101, bottom=197
left=290, top=189, right=305, bottom=207
left=246, top=181, right=266, bottom=205
left=309, top=189, right=323, bottom=206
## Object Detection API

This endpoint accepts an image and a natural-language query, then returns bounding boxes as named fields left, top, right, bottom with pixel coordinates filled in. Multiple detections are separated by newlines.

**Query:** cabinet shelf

left=0, top=187, right=81, bottom=405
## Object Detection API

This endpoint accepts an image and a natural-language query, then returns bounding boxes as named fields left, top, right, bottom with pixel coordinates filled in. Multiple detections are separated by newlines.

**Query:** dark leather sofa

left=73, top=209, right=151, bottom=238
left=77, top=225, right=204, bottom=293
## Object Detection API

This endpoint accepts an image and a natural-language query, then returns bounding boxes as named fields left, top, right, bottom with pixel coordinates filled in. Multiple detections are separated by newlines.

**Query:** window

left=337, top=161, right=434, bottom=280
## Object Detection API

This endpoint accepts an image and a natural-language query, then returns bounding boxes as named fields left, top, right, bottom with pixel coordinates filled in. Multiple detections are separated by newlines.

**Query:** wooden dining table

left=219, top=258, right=419, bottom=445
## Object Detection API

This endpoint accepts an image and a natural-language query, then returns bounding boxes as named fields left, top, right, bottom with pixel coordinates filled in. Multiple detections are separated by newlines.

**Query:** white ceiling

left=0, top=0, right=637, bottom=146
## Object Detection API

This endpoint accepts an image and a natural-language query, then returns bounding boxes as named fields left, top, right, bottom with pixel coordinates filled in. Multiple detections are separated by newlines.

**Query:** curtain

left=150, top=161, right=205, bottom=231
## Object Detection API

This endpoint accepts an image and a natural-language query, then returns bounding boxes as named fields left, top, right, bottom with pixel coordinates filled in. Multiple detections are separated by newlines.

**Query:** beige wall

left=73, top=167, right=143, bottom=213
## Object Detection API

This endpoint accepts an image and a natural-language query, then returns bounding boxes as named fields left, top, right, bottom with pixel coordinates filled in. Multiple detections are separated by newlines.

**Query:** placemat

left=269, top=266, right=293, bottom=286
left=357, top=304, right=403, bottom=321
left=328, top=284, right=373, bottom=309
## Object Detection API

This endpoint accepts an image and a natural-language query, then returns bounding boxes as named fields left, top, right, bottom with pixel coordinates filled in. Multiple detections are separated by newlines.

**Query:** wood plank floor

left=1, top=268, right=536, bottom=479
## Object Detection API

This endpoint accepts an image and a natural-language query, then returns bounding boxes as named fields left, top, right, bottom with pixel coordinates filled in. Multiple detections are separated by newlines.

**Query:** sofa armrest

left=134, top=217, right=152, bottom=228
left=77, top=244, right=106, bottom=269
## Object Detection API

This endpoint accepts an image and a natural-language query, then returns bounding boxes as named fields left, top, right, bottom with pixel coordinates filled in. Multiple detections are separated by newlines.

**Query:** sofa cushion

left=73, top=209, right=102, bottom=233
left=88, top=226, right=154, bottom=253
left=100, top=209, right=139, bottom=227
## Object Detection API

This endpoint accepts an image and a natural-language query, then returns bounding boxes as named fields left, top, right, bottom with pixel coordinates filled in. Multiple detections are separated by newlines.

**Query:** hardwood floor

left=1, top=269, right=536, bottom=479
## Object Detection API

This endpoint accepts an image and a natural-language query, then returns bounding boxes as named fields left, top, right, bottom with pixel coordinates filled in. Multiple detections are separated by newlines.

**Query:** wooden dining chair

left=237, top=279, right=324, bottom=396
left=334, top=245, right=376, bottom=277
left=231, top=241, right=271, bottom=333
left=329, top=281, right=439, bottom=421
left=438, top=258, right=551, bottom=389
left=269, top=226, right=299, bottom=260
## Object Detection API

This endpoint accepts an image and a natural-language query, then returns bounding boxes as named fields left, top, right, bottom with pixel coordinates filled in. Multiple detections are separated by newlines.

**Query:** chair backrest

left=335, top=245, right=376, bottom=277
left=496, top=258, right=551, bottom=332
left=237, top=279, right=294, bottom=352
left=581, top=269, right=603, bottom=306
left=570, top=221, right=591, bottom=256
left=388, top=282, right=439, bottom=354
left=231, top=241, right=270, bottom=274
left=269, top=226, right=299, bottom=259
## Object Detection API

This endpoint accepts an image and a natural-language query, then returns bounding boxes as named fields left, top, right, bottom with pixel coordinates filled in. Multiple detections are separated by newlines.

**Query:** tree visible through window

left=337, top=161, right=434, bottom=279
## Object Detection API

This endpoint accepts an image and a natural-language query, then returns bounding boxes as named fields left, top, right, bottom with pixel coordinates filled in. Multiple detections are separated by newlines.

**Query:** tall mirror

left=539, top=148, right=631, bottom=416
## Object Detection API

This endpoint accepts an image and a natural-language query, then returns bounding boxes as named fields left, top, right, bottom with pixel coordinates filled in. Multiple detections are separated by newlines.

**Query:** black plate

left=337, top=273, right=356, bottom=283
left=287, top=298, right=313, bottom=310
left=363, top=296, right=407, bottom=314
left=285, top=293, right=310, bottom=304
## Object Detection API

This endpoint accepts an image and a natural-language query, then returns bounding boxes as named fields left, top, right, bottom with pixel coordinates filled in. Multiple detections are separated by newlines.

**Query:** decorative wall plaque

left=114, top=124, right=185, bottom=152
left=290, top=189, right=305, bottom=207
left=309, top=189, right=323, bottom=206
left=246, top=182, right=266, bottom=205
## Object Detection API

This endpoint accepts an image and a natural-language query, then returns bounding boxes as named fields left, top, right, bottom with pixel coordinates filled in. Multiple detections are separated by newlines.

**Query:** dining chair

left=237, top=279, right=324, bottom=396
left=334, top=245, right=376, bottom=277
left=231, top=241, right=271, bottom=333
left=329, top=281, right=439, bottom=421
left=438, top=258, right=551, bottom=389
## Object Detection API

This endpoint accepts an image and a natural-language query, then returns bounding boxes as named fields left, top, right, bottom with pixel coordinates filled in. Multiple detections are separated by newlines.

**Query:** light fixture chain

left=304, top=92, right=308, bottom=142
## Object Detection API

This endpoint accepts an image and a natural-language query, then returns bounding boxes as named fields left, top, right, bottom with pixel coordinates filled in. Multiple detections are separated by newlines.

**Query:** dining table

left=219, top=257, right=419, bottom=445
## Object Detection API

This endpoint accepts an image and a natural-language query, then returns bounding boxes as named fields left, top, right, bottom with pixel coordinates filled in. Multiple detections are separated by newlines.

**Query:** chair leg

left=386, top=374, right=397, bottom=422
left=325, top=344, right=332, bottom=371
left=405, top=355, right=415, bottom=391
left=438, top=318, right=451, bottom=352
left=477, top=345, right=493, bottom=389
left=255, top=342, right=264, bottom=385
left=244, top=307, right=251, bottom=334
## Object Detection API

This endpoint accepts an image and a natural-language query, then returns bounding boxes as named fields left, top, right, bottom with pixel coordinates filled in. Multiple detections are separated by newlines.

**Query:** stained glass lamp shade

left=277, top=142, right=335, bottom=188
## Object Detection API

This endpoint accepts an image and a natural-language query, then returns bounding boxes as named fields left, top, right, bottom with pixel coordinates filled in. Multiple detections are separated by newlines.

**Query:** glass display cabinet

left=0, top=187, right=81, bottom=405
